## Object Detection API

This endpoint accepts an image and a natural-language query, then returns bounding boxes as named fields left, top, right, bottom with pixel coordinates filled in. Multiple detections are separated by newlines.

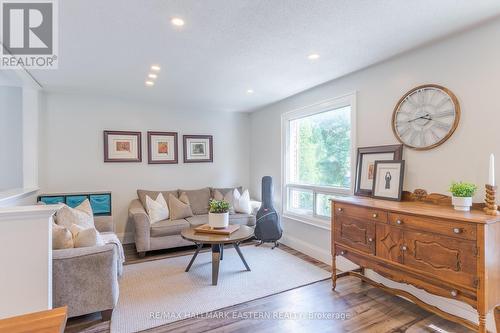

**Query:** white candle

left=489, top=154, right=495, bottom=186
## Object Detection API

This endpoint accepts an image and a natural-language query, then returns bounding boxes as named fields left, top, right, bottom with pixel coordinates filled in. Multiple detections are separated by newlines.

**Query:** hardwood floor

left=66, top=242, right=473, bottom=333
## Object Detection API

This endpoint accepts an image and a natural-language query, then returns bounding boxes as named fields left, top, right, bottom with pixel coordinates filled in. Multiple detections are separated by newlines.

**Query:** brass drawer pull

left=450, top=290, right=458, bottom=297
left=337, top=207, right=343, bottom=212
left=372, top=213, right=378, bottom=218
left=396, top=219, right=403, bottom=225
left=453, top=228, right=462, bottom=234
left=401, top=245, right=408, bottom=251
left=368, top=238, right=374, bottom=242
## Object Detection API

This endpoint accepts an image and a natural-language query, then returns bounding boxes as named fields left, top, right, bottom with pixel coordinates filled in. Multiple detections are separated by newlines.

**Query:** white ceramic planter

left=452, top=196, right=472, bottom=211
left=208, top=212, right=229, bottom=228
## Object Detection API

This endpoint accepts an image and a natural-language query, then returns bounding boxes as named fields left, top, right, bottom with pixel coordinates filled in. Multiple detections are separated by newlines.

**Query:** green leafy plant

left=209, top=199, right=230, bottom=214
left=449, top=181, right=477, bottom=198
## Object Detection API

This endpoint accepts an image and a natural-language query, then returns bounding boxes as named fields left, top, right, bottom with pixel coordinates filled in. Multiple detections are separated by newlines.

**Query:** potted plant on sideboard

left=449, top=181, right=477, bottom=211
left=208, top=199, right=230, bottom=228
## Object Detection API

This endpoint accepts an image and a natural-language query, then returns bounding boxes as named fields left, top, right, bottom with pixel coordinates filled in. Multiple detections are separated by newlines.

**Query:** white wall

left=0, top=70, right=41, bottom=207
left=40, top=92, right=250, bottom=242
left=23, top=88, right=41, bottom=189
left=0, top=86, right=23, bottom=191
left=249, top=18, right=500, bottom=331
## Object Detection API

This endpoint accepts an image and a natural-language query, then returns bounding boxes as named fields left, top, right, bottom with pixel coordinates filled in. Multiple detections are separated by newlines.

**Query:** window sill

left=282, top=212, right=331, bottom=231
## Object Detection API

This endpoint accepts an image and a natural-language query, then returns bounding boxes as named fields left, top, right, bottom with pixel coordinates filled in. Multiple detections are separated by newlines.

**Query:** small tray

left=194, top=224, right=240, bottom=235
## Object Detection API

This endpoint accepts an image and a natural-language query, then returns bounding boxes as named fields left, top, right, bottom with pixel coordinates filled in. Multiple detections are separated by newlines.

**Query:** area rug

left=110, top=245, right=330, bottom=333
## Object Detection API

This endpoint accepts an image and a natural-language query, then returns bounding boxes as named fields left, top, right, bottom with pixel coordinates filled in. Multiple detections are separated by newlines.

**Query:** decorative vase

left=452, top=196, right=472, bottom=211
left=208, top=212, right=229, bottom=228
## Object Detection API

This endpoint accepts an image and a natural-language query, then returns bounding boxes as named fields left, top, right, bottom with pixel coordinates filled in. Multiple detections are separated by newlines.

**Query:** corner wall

left=40, top=92, right=250, bottom=242
left=249, top=18, right=500, bottom=331
left=0, top=86, right=23, bottom=191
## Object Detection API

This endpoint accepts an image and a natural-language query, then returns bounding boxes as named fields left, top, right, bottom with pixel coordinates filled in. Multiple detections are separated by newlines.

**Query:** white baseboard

left=280, top=233, right=331, bottom=264
left=280, top=233, right=360, bottom=272
left=280, top=233, right=496, bottom=332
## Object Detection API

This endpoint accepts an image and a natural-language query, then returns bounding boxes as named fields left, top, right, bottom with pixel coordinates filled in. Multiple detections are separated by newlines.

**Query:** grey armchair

left=52, top=216, right=121, bottom=320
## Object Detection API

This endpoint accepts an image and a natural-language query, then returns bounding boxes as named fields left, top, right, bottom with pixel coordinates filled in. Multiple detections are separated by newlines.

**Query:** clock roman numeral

left=432, top=109, right=455, bottom=118
left=429, top=127, right=440, bottom=142
left=419, top=131, right=426, bottom=147
left=432, top=119, right=451, bottom=131
left=397, top=124, right=411, bottom=137
left=405, top=95, right=419, bottom=109
left=408, top=131, right=418, bottom=145
left=418, top=89, right=425, bottom=104
left=434, top=96, right=451, bottom=110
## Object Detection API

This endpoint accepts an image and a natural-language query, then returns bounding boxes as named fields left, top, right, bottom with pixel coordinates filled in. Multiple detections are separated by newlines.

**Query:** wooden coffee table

left=181, top=225, right=254, bottom=285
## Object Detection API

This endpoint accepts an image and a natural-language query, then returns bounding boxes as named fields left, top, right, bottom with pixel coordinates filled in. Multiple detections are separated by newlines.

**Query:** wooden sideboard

left=0, top=306, right=67, bottom=333
left=331, top=196, right=500, bottom=333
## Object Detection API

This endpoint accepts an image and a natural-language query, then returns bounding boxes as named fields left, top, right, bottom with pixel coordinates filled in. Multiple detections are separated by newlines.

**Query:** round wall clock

left=392, top=84, right=460, bottom=150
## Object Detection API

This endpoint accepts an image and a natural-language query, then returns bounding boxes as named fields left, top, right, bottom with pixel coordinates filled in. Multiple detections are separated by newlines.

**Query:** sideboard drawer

left=334, top=203, right=387, bottom=223
left=388, top=213, right=476, bottom=240
left=334, top=216, right=375, bottom=254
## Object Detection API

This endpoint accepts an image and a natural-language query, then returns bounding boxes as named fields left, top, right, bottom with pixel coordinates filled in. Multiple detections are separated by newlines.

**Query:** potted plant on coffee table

left=208, top=199, right=230, bottom=228
left=449, top=181, right=477, bottom=211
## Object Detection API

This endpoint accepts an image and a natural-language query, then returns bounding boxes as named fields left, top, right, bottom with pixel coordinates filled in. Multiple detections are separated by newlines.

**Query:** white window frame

left=281, top=92, right=357, bottom=229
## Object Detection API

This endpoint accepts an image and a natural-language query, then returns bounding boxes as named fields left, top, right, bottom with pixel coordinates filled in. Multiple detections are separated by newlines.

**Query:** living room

left=0, top=1, right=499, bottom=332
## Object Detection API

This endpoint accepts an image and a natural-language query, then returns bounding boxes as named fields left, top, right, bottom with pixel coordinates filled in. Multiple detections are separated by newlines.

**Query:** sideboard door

left=334, top=216, right=375, bottom=254
left=402, top=230, right=477, bottom=289
left=376, top=224, right=403, bottom=263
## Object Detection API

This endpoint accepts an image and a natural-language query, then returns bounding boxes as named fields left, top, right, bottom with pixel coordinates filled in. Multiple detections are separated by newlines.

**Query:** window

left=282, top=94, right=356, bottom=227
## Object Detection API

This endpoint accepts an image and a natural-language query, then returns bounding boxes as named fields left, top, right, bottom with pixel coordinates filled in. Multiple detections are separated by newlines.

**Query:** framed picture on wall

left=183, top=135, right=213, bottom=163
left=354, top=144, right=403, bottom=196
left=103, top=130, right=142, bottom=162
left=147, top=131, right=178, bottom=164
left=372, top=160, right=405, bottom=201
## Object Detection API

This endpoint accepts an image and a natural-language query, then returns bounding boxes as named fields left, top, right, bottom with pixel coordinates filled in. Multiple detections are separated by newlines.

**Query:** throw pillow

left=169, top=193, right=194, bottom=220
left=146, top=193, right=169, bottom=223
left=52, top=222, right=74, bottom=250
left=234, top=189, right=251, bottom=214
left=214, top=189, right=235, bottom=214
left=210, top=187, right=243, bottom=198
left=178, top=188, right=210, bottom=215
left=70, top=224, right=104, bottom=248
left=55, top=199, right=94, bottom=229
left=137, top=189, right=178, bottom=211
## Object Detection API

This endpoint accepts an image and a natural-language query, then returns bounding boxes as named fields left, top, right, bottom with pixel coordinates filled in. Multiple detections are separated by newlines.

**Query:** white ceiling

left=30, top=0, right=500, bottom=112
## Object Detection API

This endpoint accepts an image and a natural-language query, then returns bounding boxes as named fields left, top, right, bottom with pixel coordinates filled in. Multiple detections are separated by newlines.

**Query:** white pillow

left=234, top=189, right=251, bottom=214
left=214, top=190, right=235, bottom=214
left=70, top=224, right=104, bottom=248
left=146, top=193, right=169, bottom=223
left=56, top=199, right=94, bottom=229
left=52, top=222, right=74, bottom=250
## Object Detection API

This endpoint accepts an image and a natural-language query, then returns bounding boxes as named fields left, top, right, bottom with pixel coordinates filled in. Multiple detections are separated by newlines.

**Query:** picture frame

left=147, top=131, right=178, bottom=164
left=372, top=160, right=405, bottom=201
left=183, top=135, right=213, bottom=163
left=354, top=144, right=403, bottom=196
left=103, top=130, right=142, bottom=162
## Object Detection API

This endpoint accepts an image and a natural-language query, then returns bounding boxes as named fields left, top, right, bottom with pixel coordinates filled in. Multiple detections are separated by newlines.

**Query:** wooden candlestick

left=484, top=184, right=499, bottom=215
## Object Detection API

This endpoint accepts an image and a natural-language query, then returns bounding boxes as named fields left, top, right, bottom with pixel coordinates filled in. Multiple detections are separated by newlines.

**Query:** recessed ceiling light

left=150, top=65, right=161, bottom=72
left=308, top=53, right=320, bottom=60
left=246, top=89, right=254, bottom=94
left=145, top=80, right=155, bottom=87
left=148, top=73, right=158, bottom=79
left=171, top=17, right=185, bottom=27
